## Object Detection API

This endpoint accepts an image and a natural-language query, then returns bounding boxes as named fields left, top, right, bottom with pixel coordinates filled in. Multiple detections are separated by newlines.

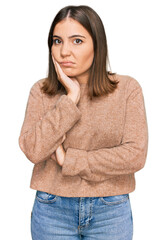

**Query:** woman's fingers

left=51, top=55, right=60, bottom=79
left=51, top=54, right=64, bottom=80
left=56, top=145, right=65, bottom=166
left=63, top=134, right=66, bottom=141
left=56, top=61, right=72, bottom=87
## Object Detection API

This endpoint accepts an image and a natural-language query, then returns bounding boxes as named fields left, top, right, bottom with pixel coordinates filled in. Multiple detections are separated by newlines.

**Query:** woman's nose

left=60, top=42, right=71, bottom=57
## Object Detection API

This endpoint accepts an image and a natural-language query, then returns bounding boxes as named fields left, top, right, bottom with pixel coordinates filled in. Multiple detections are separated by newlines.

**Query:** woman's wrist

left=67, top=93, right=79, bottom=104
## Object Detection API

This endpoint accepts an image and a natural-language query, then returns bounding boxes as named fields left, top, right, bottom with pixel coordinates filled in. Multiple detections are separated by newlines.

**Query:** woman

left=19, top=5, right=148, bottom=240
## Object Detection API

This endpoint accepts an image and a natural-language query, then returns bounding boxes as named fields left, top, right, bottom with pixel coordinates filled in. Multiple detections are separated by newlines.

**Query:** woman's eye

left=53, top=39, right=61, bottom=45
left=53, top=38, right=82, bottom=45
left=74, top=39, right=83, bottom=44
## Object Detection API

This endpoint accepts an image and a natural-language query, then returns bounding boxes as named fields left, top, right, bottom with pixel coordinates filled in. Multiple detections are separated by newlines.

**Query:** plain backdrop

left=0, top=0, right=166, bottom=239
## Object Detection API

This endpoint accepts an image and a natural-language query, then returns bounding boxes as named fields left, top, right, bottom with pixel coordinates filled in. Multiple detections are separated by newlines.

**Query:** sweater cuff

left=62, top=148, right=89, bottom=177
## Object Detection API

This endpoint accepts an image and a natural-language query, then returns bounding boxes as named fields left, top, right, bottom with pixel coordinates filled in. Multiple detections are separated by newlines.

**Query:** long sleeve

left=61, top=85, right=148, bottom=182
left=18, top=82, right=82, bottom=164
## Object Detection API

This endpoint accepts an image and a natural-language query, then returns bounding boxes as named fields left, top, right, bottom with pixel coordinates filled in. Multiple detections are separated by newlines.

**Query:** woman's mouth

left=60, top=61, right=75, bottom=67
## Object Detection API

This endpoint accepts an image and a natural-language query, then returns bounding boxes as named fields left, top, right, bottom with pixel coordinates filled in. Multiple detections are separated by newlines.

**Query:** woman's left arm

left=61, top=86, right=148, bottom=182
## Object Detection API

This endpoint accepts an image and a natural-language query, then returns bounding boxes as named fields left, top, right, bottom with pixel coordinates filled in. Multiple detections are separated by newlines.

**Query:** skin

left=50, top=17, right=94, bottom=166
left=51, top=17, right=94, bottom=85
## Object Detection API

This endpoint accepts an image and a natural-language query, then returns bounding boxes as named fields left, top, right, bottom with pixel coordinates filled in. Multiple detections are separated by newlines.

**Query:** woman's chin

left=65, top=72, right=77, bottom=78
left=62, top=69, right=75, bottom=76
left=67, top=76, right=74, bottom=78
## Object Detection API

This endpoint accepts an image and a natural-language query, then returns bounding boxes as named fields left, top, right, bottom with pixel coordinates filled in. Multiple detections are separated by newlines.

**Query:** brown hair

left=41, top=5, right=119, bottom=99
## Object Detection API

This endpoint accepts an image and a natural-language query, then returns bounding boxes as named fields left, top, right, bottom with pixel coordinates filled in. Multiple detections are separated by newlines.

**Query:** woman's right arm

left=18, top=82, right=82, bottom=164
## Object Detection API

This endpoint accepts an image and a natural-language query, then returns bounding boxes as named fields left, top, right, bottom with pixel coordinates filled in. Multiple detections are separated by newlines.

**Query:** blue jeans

left=31, top=190, right=133, bottom=240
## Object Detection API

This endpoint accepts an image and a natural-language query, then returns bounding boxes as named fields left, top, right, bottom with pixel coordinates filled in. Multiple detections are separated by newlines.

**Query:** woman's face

left=51, top=18, right=94, bottom=79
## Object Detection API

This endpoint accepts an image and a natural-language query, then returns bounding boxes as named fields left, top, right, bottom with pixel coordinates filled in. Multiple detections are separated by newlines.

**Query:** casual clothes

left=31, top=190, right=133, bottom=239
left=18, top=74, right=148, bottom=197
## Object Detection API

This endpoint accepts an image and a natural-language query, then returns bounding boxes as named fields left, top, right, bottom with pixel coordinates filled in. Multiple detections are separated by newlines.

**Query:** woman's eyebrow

left=52, top=34, right=86, bottom=39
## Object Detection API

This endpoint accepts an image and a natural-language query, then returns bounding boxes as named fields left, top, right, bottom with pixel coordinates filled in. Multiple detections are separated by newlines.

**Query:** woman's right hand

left=51, top=54, right=81, bottom=104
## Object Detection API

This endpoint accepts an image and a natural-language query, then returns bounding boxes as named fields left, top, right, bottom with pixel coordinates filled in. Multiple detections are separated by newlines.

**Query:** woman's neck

left=75, top=70, right=90, bottom=85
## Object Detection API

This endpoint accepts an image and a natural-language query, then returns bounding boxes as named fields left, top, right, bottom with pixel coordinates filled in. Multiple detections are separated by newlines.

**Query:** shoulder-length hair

left=41, top=5, right=119, bottom=99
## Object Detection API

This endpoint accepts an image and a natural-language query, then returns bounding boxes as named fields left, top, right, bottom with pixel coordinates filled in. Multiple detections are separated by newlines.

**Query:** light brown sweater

left=18, top=74, right=148, bottom=197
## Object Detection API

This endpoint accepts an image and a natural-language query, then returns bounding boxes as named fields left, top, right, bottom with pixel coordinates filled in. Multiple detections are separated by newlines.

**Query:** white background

left=0, top=0, right=166, bottom=239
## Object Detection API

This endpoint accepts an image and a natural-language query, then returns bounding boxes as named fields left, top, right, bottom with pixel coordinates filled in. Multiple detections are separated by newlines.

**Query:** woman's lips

left=60, top=62, right=75, bottom=67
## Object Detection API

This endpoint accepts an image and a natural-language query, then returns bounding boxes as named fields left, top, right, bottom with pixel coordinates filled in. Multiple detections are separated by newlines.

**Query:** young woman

left=19, top=5, right=148, bottom=240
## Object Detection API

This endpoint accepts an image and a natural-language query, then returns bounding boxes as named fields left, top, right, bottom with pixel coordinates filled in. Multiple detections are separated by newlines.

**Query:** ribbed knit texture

left=18, top=74, right=148, bottom=197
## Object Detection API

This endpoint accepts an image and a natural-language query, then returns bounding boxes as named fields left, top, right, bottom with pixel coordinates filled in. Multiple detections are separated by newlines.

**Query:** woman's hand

left=51, top=54, right=81, bottom=98
left=50, top=145, right=65, bottom=166
left=55, top=144, right=66, bottom=166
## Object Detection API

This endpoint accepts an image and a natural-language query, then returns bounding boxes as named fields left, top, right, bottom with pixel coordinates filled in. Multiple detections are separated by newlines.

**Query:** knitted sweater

left=18, top=74, right=148, bottom=197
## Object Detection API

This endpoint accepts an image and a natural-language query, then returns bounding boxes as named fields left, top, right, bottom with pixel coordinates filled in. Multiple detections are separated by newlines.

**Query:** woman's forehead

left=53, top=18, right=89, bottom=37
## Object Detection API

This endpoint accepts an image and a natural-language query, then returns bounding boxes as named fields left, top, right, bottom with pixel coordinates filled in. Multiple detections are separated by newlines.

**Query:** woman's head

left=51, top=17, right=94, bottom=81
left=42, top=5, right=118, bottom=98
